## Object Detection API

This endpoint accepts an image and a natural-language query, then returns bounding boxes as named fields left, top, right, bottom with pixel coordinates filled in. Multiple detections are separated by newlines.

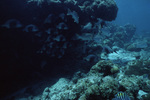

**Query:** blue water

left=114, top=0, right=150, bottom=33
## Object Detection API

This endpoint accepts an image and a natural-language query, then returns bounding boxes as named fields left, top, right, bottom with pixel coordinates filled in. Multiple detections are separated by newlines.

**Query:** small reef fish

left=44, top=14, right=53, bottom=24
left=67, top=9, right=79, bottom=23
left=1, top=19, right=22, bottom=29
left=73, top=33, right=93, bottom=41
left=23, top=24, right=38, bottom=32
left=112, top=92, right=131, bottom=100
left=102, top=45, right=114, bottom=54
left=82, top=22, right=92, bottom=31
left=100, top=20, right=106, bottom=28
left=56, top=22, right=68, bottom=30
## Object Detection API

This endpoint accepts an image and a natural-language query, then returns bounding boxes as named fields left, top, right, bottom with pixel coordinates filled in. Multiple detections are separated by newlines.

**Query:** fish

left=67, top=9, right=79, bottom=23
left=93, top=34, right=102, bottom=43
left=45, top=28, right=51, bottom=34
left=23, top=24, right=38, bottom=32
left=100, top=20, right=106, bottom=28
left=82, top=22, right=92, bottom=31
left=56, top=22, right=68, bottom=30
left=112, top=92, right=131, bottom=100
left=73, top=33, right=93, bottom=41
left=102, top=45, right=118, bottom=54
left=53, top=35, right=66, bottom=42
left=102, top=45, right=114, bottom=54
left=44, top=14, right=55, bottom=24
left=143, top=74, right=149, bottom=79
left=84, top=54, right=97, bottom=62
left=59, top=13, right=65, bottom=20
left=1, top=19, right=22, bottom=29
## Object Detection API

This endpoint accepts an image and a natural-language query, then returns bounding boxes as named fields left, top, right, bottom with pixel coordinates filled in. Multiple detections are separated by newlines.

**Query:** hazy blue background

left=114, top=0, right=150, bottom=33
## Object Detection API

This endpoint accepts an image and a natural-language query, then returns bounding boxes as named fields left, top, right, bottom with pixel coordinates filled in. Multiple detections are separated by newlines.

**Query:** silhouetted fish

left=23, top=24, right=38, bottom=32
left=2, top=19, right=22, bottom=28
left=100, top=20, right=106, bottom=28
left=102, top=45, right=118, bottom=54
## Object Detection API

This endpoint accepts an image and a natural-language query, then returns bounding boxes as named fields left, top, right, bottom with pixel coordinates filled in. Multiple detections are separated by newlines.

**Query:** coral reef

left=89, top=60, right=119, bottom=76
left=1, top=0, right=150, bottom=99
left=14, top=60, right=150, bottom=100
left=2, top=18, right=150, bottom=99
left=125, top=60, right=150, bottom=78
left=27, top=0, right=118, bottom=21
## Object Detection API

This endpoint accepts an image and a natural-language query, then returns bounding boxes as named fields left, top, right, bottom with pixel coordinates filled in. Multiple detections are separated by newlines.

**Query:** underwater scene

left=0, top=0, right=150, bottom=100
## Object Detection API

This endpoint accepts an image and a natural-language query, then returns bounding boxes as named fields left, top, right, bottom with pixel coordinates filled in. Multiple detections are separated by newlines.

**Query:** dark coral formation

left=28, top=0, right=118, bottom=21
